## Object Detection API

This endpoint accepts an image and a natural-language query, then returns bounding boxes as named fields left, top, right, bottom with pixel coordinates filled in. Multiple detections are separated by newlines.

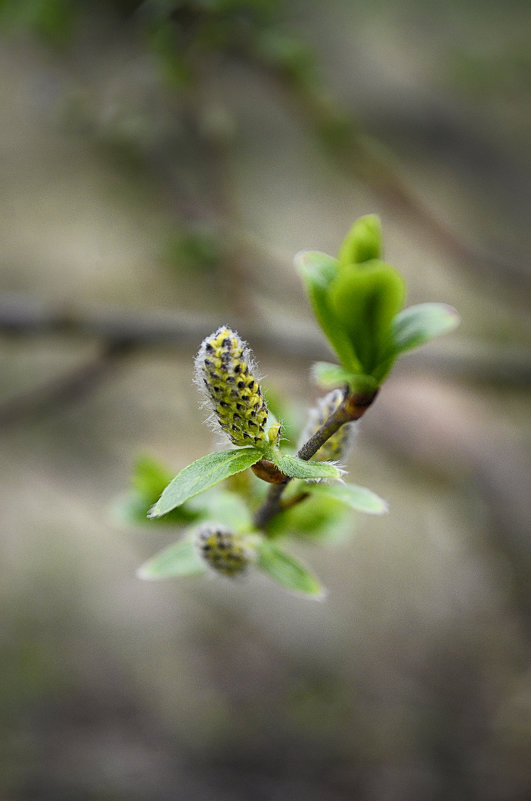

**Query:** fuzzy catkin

left=195, top=525, right=250, bottom=577
left=300, top=389, right=357, bottom=463
left=195, top=327, right=268, bottom=447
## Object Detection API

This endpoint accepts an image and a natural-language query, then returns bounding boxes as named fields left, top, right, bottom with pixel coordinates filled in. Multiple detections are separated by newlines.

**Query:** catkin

left=195, top=525, right=250, bottom=577
left=195, top=327, right=268, bottom=447
left=300, top=389, right=357, bottom=463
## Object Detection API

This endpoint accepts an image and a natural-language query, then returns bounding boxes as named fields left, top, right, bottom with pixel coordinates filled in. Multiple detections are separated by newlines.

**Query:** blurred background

left=1, top=1, right=530, bottom=799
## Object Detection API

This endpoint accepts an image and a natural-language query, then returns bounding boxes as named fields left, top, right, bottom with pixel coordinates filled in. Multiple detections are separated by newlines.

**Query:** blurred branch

left=1, top=292, right=530, bottom=386
left=0, top=341, right=133, bottom=428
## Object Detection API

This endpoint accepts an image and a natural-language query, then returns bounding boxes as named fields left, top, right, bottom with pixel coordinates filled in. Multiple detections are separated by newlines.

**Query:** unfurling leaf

left=338, top=214, right=382, bottom=266
left=295, top=250, right=360, bottom=371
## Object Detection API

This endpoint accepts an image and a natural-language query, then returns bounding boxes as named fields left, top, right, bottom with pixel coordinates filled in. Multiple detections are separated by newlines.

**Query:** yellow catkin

left=195, top=525, right=250, bottom=577
left=300, top=389, right=357, bottom=463
left=195, top=327, right=268, bottom=447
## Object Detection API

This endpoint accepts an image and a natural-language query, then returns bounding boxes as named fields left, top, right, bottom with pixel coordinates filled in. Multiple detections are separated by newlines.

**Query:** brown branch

left=253, top=387, right=378, bottom=530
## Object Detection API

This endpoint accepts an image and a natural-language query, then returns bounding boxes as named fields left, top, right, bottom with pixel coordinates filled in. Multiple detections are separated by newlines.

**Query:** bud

left=195, top=524, right=251, bottom=577
left=300, top=389, right=358, bottom=463
left=195, top=326, right=269, bottom=447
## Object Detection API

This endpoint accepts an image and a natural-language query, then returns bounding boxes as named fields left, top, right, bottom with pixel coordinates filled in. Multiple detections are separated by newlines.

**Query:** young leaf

left=307, top=482, right=388, bottom=514
left=295, top=250, right=360, bottom=371
left=329, top=260, right=406, bottom=375
left=274, top=452, right=343, bottom=481
left=338, top=214, right=382, bottom=266
left=149, top=448, right=263, bottom=518
left=312, top=362, right=378, bottom=394
left=123, top=456, right=201, bottom=525
left=392, top=303, right=460, bottom=354
left=312, top=361, right=354, bottom=389
left=132, top=456, right=173, bottom=499
left=137, top=538, right=205, bottom=580
left=258, top=540, right=325, bottom=598
left=267, top=489, right=350, bottom=542
left=113, top=493, right=199, bottom=528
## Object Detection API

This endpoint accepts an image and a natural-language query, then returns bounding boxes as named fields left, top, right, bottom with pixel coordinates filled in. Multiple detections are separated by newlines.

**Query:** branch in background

left=0, top=341, right=133, bottom=428
left=1, top=292, right=530, bottom=384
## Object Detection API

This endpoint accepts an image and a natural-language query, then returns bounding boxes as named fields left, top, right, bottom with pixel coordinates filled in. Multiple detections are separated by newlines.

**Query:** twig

left=253, top=387, right=377, bottom=529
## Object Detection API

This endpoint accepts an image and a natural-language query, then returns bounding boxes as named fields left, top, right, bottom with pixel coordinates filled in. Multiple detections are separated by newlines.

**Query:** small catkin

left=195, top=326, right=269, bottom=447
left=195, top=525, right=250, bottom=577
left=300, top=389, right=357, bottom=463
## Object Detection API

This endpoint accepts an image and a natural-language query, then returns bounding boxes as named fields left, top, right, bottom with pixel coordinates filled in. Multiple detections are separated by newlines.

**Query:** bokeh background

left=1, top=1, right=530, bottom=799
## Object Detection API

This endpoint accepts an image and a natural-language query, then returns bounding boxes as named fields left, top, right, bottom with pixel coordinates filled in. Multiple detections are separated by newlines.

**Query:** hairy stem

left=253, top=387, right=378, bottom=529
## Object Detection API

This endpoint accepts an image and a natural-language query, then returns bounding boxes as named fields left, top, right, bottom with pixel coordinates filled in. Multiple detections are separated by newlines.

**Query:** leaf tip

left=376, top=498, right=390, bottom=515
left=136, top=565, right=153, bottom=581
left=307, top=584, right=329, bottom=602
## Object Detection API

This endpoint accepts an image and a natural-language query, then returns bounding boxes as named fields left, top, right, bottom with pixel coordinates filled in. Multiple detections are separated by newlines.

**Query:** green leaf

left=267, top=489, right=350, bottom=542
left=258, top=540, right=325, bottom=598
left=295, top=250, right=360, bottom=371
left=274, top=452, right=343, bottom=481
left=149, top=448, right=263, bottom=518
left=392, top=303, right=460, bottom=354
left=112, top=493, right=191, bottom=528
left=338, top=214, right=382, bottom=266
left=312, top=361, right=354, bottom=389
left=329, top=260, right=406, bottom=375
left=195, top=489, right=253, bottom=533
left=307, top=482, right=388, bottom=515
left=137, top=538, right=205, bottom=580
left=132, top=456, right=173, bottom=499
left=115, top=456, right=201, bottom=526
left=312, top=362, right=378, bottom=394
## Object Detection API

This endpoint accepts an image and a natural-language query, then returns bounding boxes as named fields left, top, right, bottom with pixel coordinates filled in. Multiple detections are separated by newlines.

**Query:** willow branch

left=253, top=387, right=378, bottom=529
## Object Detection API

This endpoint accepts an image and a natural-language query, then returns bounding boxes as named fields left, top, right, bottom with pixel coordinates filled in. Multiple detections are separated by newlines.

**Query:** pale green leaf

left=307, top=482, right=388, bottom=514
left=295, top=250, right=360, bottom=371
left=338, top=214, right=382, bottom=265
left=312, top=362, right=377, bottom=394
left=137, top=538, right=205, bottom=580
left=312, top=361, right=354, bottom=389
left=329, top=260, right=406, bottom=375
left=258, top=540, right=325, bottom=598
left=149, top=448, right=263, bottom=518
left=195, top=489, right=253, bottom=532
left=392, top=303, right=460, bottom=354
left=274, top=452, right=343, bottom=481
left=132, top=456, right=173, bottom=499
